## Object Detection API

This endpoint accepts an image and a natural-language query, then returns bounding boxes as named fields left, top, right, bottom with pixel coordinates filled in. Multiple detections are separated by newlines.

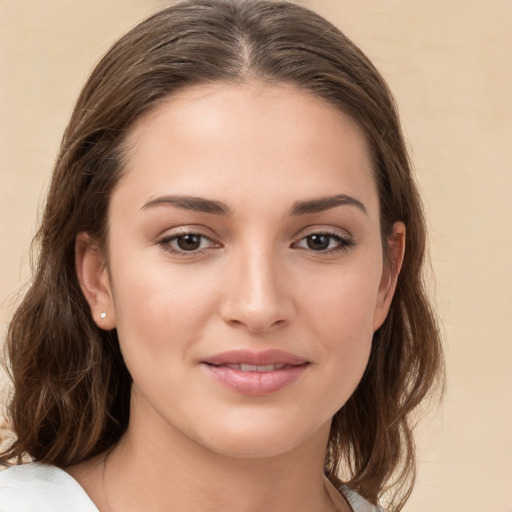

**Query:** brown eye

left=293, top=231, right=354, bottom=254
left=159, top=232, right=219, bottom=255
left=306, top=234, right=331, bottom=251
left=176, top=234, right=202, bottom=251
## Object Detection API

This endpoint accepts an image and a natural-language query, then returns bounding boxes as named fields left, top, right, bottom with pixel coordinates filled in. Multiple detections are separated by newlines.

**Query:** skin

left=71, top=81, right=405, bottom=511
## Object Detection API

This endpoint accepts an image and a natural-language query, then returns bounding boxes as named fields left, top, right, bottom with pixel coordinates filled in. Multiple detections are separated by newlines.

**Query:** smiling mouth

left=203, top=348, right=308, bottom=368
left=201, top=350, right=310, bottom=395
left=209, top=363, right=290, bottom=372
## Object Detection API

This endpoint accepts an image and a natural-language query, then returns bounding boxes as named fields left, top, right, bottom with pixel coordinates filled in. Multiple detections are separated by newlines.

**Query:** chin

left=194, top=417, right=331, bottom=461
left=206, top=437, right=305, bottom=460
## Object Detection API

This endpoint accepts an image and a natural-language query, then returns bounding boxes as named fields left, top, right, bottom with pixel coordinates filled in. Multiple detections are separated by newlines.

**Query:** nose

left=219, top=243, right=294, bottom=334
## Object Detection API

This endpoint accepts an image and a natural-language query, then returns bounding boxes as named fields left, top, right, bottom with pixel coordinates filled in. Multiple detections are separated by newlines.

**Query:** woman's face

left=80, top=81, right=403, bottom=459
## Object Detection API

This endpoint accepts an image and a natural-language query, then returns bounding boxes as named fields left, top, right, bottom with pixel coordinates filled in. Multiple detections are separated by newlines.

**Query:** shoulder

left=0, top=462, right=98, bottom=512
left=341, top=485, right=388, bottom=512
left=324, top=475, right=387, bottom=512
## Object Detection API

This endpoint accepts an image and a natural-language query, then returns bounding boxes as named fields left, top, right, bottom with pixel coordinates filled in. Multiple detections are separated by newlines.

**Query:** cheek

left=299, top=258, right=382, bottom=390
left=109, top=255, right=221, bottom=367
left=304, top=258, right=381, bottom=336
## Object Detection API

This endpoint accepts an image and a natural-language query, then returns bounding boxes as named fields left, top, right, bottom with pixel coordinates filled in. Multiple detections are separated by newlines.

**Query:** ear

left=373, top=221, right=406, bottom=331
left=75, top=232, right=117, bottom=329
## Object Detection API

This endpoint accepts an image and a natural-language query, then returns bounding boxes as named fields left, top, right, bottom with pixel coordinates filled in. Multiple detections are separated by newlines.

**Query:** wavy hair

left=1, top=1, right=443, bottom=510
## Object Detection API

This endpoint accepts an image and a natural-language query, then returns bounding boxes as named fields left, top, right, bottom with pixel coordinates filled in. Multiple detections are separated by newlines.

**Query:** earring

left=100, top=312, right=107, bottom=319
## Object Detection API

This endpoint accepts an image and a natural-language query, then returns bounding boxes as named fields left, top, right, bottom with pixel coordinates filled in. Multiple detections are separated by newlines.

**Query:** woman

left=0, top=1, right=443, bottom=511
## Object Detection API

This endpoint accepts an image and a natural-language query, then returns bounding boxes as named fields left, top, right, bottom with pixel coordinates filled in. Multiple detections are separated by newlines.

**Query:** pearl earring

left=100, top=312, right=107, bottom=319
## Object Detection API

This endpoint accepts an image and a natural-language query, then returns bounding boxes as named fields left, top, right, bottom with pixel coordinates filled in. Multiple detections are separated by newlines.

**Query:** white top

left=0, top=462, right=98, bottom=512
left=0, top=462, right=386, bottom=512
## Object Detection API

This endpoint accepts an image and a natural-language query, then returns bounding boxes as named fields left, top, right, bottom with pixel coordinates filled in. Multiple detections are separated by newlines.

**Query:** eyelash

left=293, top=231, right=355, bottom=255
left=158, top=231, right=219, bottom=256
left=157, top=230, right=354, bottom=257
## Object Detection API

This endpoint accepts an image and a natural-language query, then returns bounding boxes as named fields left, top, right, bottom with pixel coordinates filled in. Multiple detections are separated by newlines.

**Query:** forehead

left=117, top=81, right=378, bottom=217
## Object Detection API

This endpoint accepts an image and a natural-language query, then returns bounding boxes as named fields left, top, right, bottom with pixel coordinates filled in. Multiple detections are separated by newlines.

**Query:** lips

left=222, top=363, right=287, bottom=372
left=201, top=349, right=309, bottom=395
left=203, top=349, right=308, bottom=367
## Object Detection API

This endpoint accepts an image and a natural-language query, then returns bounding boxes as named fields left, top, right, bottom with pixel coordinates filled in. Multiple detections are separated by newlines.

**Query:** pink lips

left=202, top=349, right=309, bottom=396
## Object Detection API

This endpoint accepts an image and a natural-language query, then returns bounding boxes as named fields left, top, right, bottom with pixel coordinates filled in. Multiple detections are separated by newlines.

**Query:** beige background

left=1, top=1, right=511, bottom=510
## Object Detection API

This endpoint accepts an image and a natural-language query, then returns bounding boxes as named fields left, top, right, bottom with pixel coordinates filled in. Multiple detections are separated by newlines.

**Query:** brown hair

left=1, top=1, right=443, bottom=509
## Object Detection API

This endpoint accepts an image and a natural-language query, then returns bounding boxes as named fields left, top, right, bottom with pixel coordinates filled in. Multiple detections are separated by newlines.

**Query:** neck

left=73, top=397, right=342, bottom=512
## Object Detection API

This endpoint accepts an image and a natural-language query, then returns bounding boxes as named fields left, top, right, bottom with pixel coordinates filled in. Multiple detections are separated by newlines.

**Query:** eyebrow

left=141, top=193, right=367, bottom=216
left=141, top=195, right=231, bottom=215
left=290, top=194, right=367, bottom=216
